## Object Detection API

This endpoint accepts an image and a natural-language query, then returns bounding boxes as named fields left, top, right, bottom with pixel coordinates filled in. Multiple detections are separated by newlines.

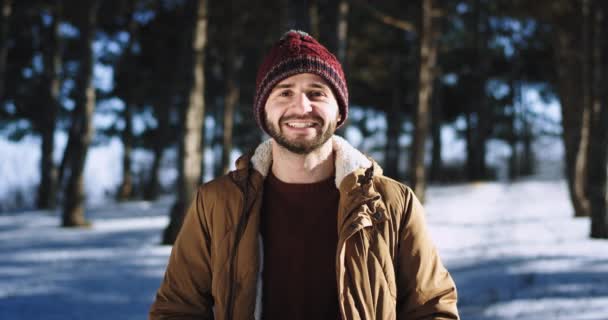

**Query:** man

left=149, top=30, right=459, bottom=320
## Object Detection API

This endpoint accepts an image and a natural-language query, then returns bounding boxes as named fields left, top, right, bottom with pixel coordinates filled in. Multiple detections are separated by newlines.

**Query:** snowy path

left=425, top=180, right=608, bottom=320
left=0, top=199, right=172, bottom=320
left=0, top=180, right=607, bottom=319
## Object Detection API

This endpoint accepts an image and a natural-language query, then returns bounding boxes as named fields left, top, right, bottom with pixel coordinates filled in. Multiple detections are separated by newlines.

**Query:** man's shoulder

left=372, top=174, right=416, bottom=206
left=372, top=174, right=410, bottom=193
left=197, top=173, right=241, bottom=198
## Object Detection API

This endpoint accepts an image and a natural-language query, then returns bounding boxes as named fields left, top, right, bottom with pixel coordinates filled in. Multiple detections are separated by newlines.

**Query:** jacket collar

left=233, top=135, right=388, bottom=224
left=242, top=135, right=375, bottom=189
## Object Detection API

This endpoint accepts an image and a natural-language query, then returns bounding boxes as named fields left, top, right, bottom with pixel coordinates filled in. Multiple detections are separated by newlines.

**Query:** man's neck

left=270, top=139, right=335, bottom=184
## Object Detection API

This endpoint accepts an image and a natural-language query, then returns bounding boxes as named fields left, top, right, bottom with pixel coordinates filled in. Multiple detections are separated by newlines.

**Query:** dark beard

left=265, top=115, right=336, bottom=154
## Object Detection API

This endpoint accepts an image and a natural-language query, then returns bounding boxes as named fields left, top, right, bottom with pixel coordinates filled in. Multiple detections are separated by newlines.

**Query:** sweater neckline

left=265, top=170, right=337, bottom=193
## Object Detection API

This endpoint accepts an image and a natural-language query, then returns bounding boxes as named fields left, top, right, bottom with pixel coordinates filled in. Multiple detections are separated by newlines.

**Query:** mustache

left=279, top=115, right=324, bottom=125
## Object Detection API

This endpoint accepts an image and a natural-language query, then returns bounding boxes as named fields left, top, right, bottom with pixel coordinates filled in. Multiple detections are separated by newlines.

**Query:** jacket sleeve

left=149, top=189, right=214, bottom=320
left=395, top=187, right=459, bottom=320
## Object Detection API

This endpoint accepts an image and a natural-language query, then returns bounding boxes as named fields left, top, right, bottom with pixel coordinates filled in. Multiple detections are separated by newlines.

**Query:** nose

left=293, top=92, right=313, bottom=113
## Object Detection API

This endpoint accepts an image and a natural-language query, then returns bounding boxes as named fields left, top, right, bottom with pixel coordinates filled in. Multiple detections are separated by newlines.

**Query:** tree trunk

left=508, top=77, right=519, bottom=181
left=520, top=106, right=534, bottom=176
left=320, top=0, right=350, bottom=136
left=117, top=4, right=138, bottom=202
left=38, top=116, right=59, bottom=209
left=289, top=0, right=311, bottom=32
left=468, top=0, right=489, bottom=181
left=410, top=0, right=438, bottom=203
left=163, top=0, right=208, bottom=245
left=572, top=0, right=593, bottom=216
left=144, top=4, right=183, bottom=201
left=144, top=102, right=169, bottom=201
left=589, top=1, right=608, bottom=238
left=336, top=0, right=349, bottom=64
left=385, top=56, right=402, bottom=180
left=0, top=0, right=13, bottom=102
left=508, top=131, right=518, bottom=181
left=117, top=103, right=134, bottom=200
left=384, top=111, right=401, bottom=180
left=221, top=23, right=241, bottom=175
left=430, top=78, right=442, bottom=183
left=318, top=0, right=349, bottom=64
left=466, top=131, right=488, bottom=180
left=279, top=0, right=290, bottom=32
left=309, top=0, right=320, bottom=38
left=62, top=0, right=100, bottom=227
left=465, top=112, right=474, bottom=179
left=221, top=68, right=239, bottom=175
left=471, top=117, right=488, bottom=180
left=144, top=135, right=164, bottom=200
left=553, top=7, right=590, bottom=217
left=37, top=1, right=62, bottom=210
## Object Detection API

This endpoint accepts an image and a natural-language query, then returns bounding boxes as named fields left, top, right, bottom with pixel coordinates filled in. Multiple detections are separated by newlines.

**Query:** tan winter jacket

left=149, top=136, right=459, bottom=319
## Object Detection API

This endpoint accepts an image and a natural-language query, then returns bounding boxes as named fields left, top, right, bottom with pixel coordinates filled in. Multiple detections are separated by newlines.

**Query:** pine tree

left=163, top=0, right=208, bottom=245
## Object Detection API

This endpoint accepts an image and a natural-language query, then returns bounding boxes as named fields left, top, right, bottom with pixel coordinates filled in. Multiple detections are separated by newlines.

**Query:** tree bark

left=117, top=103, right=134, bottom=200
left=309, top=0, right=320, bottom=38
left=144, top=102, right=170, bottom=201
left=467, top=0, right=489, bottom=181
left=117, top=3, right=138, bottom=201
left=429, top=79, right=442, bottom=183
left=220, top=17, right=241, bottom=175
left=320, top=0, right=349, bottom=70
left=410, top=0, right=438, bottom=203
left=572, top=0, right=593, bottom=216
left=553, top=7, right=590, bottom=217
left=221, top=63, right=239, bottom=175
left=144, top=4, right=184, bottom=201
left=289, top=0, right=311, bottom=32
left=37, top=1, right=62, bottom=210
left=385, top=56, right=402, bottom=180
left=318, top=0, right=350, bottom=135
left=62, top=0, right=100, bottom=227
left=336, top=0, right=349, bottom=64
left=354, top=1, right=416, bottom=32
left=279, top=0, right=290, bottom=32
left=520, top=105, right=534, bottom=176
left=0, top=0, right=13, bottom=102
left=508, top=76, right=519, bottom=181
left=589, top=0, right=608, bottom=238
left=163, top=0, right=208, bottom=245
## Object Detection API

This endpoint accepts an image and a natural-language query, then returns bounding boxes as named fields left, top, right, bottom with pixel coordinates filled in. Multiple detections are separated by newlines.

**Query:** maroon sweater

left=260, top=170, right=340, bottom=320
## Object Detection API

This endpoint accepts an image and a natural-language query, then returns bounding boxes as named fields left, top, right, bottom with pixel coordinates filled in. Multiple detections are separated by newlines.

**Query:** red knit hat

left=254, top=30, right=348, bottom=134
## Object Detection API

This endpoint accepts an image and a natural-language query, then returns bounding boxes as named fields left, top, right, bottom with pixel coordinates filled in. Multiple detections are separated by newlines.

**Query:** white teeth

left=286, top=122, right=315, bottom=128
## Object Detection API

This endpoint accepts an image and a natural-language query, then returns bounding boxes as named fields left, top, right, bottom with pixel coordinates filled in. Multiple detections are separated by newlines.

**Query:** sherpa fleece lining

left=250, top=135, right=372, bottom=188
left=249, top=135, right=371, bottom=319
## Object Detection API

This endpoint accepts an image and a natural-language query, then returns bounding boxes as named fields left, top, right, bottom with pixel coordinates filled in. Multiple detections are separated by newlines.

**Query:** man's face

left=264, top=73, right=340, bottom=154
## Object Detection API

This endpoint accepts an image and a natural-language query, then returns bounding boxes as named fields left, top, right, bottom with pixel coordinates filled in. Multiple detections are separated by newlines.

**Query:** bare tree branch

left=353, top=1, right=417, bottom=33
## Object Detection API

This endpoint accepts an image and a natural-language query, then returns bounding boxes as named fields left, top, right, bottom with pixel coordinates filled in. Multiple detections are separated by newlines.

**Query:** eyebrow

left=271, top=82, right=330, bottom=92
left=272, top=83, right=294, bottom=91
left=309, top=82, right=330, bottom=90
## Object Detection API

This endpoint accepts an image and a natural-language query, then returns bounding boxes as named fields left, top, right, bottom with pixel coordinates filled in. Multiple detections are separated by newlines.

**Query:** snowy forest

left=1, top=0, right=607, bottom=319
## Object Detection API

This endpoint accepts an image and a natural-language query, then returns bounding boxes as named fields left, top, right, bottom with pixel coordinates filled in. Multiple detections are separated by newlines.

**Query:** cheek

left=265, top=99, right=289, bottom=118
left=267, top=108, right=282, bottom=122
left=324, top=105, right=340, bottom=122
left=264, top=104, right=278, bottom=121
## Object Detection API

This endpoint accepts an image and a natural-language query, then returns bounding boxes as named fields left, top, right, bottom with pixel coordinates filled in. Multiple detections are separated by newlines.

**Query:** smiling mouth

left=284, top=121, right=318, bottom=128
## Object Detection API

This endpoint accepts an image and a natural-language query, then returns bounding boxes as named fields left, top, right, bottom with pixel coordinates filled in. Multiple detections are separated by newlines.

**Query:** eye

left=278, top=90, right=292, bottom=97
left=308, top=91, right=326, bottom=98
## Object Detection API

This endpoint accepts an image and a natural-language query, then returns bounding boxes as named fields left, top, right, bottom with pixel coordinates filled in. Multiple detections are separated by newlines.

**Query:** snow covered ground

left=1, top=179, right=607, bottom=319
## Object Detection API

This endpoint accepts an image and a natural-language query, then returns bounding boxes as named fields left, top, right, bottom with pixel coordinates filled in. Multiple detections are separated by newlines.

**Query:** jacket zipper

left=226, top=173, right=252, bottom=320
